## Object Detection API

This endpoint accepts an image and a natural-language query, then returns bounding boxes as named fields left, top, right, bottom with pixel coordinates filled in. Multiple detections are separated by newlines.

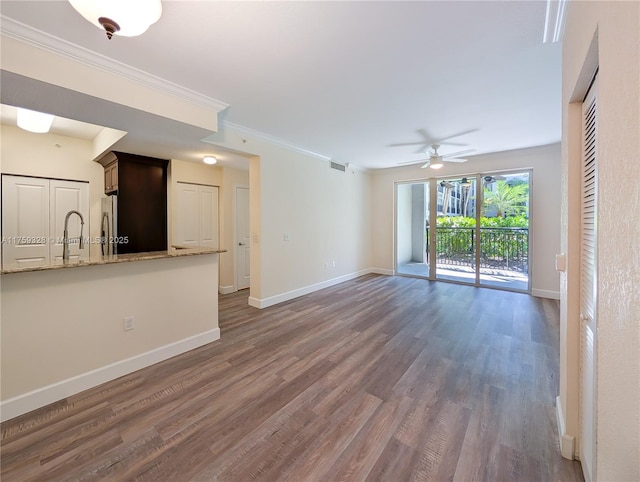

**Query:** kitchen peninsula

left=1, top=247, right=225, bottom=421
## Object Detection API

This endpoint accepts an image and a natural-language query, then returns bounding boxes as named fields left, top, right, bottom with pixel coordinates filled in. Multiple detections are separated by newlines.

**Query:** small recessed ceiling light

left=17, top=107, right=55, bottom=133
left=203, top=156, right=217, bottom=165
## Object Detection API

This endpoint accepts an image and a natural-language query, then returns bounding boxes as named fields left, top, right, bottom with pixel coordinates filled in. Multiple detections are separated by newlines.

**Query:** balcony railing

left=426, top=227, right=528, bottom=272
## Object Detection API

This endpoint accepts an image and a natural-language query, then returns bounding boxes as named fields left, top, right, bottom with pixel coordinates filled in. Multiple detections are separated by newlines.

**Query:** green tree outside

left=483, top=180, right=529, bottom=217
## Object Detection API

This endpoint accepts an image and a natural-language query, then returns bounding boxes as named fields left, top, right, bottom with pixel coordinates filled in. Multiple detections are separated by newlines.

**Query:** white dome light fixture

left=203, top=156, right=217, bottom=165
left=68, top=0, right=163, bottom=39
left=17, top=108, right=55, bottom=134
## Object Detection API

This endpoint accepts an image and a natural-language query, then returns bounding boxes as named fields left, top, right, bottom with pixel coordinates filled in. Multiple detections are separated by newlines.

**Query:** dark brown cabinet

left=97, top=151, right=168, bottom=255
left=104, top=161, right=118, bottom=194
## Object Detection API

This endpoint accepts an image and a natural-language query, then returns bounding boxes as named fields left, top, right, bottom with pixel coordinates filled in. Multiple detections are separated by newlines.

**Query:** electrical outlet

left=332, top=261, right=336, bottom=268
left=124, top=316, right=135, bottom=331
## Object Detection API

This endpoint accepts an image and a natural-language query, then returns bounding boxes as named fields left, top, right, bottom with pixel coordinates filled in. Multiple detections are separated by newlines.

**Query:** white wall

left=396, top=183, right=412, bottom=264
left=258, top=152, right=372, bottom=304
left=371, top=143, right=561, bottom=297
left=1, top=254, right=220, bottom=421
left=560, top=2, right=640, bottom=480
left=1, top=125, right=105, bottom=258
left=208, top=129, right=372, bottom=306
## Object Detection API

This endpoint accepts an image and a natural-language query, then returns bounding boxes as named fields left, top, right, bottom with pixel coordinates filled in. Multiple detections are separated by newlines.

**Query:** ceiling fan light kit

left=417, top=144, right=473, bottom=169
left=68, top=0, right=162, bottom=39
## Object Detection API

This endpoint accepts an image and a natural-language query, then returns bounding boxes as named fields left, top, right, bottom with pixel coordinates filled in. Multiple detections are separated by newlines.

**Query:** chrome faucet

left=62, top=210, right=85, bottom=261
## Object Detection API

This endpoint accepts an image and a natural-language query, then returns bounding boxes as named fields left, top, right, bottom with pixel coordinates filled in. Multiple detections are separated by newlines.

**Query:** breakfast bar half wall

left=0, top=248, right=223, bottom=421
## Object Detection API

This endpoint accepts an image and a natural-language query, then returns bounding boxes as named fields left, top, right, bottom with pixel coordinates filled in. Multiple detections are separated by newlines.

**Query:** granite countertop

left=0, top=246, right=225, bottom=275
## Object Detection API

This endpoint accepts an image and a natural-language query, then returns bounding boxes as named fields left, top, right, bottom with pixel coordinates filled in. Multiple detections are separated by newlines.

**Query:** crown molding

left=0, top=16, right=229, bottom=113
left=222, top=120, right=367, bottom=171
left=222, top=121, right=332, bottom=162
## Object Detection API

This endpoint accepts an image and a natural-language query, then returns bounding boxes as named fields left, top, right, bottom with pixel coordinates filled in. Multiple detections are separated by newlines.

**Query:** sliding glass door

left=434, top=177, right=477, bottom=283
left=479, top=172, right=530, bottom=290
left=395, top=171, right=531, bottom=293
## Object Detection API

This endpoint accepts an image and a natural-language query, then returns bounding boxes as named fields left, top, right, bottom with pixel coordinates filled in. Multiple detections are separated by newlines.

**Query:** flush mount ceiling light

left=16, top=108, right=55, bottom=134
left=68, top=0, right=162, bottom=39
left=203, top=156, right=217, bottom=165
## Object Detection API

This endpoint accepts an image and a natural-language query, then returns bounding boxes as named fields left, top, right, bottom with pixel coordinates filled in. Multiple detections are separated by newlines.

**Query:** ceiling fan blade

left=444, top=158, right=468, bottom=163
left=397, top=158, right=429, bottom=166
left=420, top=161, right=431, bottom=169
left=437, top=141, right=468, bottom=147
left=442, top=148, right=476, bottom=158
left=388, top=141, right=430, bottom=147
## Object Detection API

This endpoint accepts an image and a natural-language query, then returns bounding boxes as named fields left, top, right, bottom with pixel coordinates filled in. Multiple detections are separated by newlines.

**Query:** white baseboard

left=369, top=267, right=394, bottom=276
left=218, top=285, right=235, bottom=295
left=532, top=289, right=560, bottom=300
left=248, top=268, right=389, bottom=309
left=0, top=328, right=220, bottom=422
left=556, top=395, right=576, bottom=460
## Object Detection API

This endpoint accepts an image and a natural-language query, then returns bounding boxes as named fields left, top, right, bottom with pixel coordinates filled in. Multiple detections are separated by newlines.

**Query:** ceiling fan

left=418, top=144, right=475, bottom=169
left=390, top=128, right=479, bottom=154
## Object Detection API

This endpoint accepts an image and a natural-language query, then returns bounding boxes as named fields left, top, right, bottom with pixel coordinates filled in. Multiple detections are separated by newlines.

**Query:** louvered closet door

left=580, top=75, right=598, bottom=482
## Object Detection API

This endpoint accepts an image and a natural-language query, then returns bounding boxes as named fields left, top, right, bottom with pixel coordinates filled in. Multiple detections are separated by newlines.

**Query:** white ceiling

left=0, top=1, right=561, bottom=170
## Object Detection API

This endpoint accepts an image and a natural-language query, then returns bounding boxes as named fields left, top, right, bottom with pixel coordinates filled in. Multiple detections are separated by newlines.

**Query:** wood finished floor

left=1, top=274, right=584, bottom=481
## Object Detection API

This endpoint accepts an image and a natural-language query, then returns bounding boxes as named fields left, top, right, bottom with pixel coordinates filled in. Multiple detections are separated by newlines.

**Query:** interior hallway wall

left=560, top=2, right=640, bottom=480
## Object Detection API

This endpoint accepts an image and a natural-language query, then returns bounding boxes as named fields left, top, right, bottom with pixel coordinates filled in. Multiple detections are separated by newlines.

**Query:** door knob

left=239, top=242, right=246, bottom=246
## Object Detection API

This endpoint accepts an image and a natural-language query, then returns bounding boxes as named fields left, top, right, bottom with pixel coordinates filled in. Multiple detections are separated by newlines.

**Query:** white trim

left=247, top=268, right=389, bottom=309
left=532, top=289, right=560, bottom=300
left=223, top=121, right=333, bottom=163
left=218, top=285, right=235, bottom=294
left=234, top=184, right=251, bottom=292
left=0, top=328, right=220, bottom=422
left=370, top=268, right=395, bottom=276
left=556, top=396, right=576, bottom=460
left=0, top=16, right=229, bottom=113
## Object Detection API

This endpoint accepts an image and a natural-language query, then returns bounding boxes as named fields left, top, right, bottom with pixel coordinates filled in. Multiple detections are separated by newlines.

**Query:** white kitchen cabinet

left=2, top=175, right=89, bottom=267
left=175, top=182, right=219, bottom=249
left=49, top=179, right=90, bottom=262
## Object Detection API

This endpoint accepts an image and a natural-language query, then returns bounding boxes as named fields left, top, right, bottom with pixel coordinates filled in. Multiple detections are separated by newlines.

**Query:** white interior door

left=175, top=182, right=199, bottom=247
left=236, top=186, right=250, bottom=290
left=580, top=75, right=598, bottom=482
left=50, top=179, right=89, bottom=262
left=2, top=175, right=50, bottom=267
left=199, top=185, right=219, bottom=249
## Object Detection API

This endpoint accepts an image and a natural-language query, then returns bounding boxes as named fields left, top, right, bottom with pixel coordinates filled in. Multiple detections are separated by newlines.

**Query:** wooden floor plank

left=0, top=275, right=583, bottom=481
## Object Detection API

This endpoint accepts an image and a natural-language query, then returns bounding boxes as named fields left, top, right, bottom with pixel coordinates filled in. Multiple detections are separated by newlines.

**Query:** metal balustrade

left=426, top=227, right=529, bottom=272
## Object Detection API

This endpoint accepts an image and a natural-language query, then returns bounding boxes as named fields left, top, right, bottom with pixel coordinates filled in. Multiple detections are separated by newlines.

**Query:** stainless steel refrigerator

left=101, top=196, right=118, bottom=255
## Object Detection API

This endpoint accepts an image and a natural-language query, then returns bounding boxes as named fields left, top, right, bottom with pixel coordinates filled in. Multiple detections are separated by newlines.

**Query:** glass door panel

left=479, top=172, right=530, bottom=291
left=435, top=177, right=477, bottom=283
left=396, top=182, right=429, bottom=277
